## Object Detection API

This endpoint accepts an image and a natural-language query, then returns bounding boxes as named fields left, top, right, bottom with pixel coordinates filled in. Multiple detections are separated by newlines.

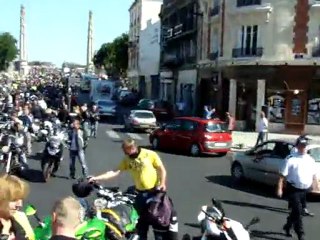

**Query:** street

left=25, top=121, right=320, bottom=240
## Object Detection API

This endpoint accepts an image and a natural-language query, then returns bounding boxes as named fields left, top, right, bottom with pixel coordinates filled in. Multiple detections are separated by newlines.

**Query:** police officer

left=277, top=135, right=319, bottom=240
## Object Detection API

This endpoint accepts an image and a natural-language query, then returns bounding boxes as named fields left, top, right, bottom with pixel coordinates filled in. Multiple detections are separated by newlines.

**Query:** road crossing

left=105, top=129, right=148, bottom=141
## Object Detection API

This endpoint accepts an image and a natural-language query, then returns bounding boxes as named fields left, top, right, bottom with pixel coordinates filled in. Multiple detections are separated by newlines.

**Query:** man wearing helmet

left=277, top=135, right=319, bottom=240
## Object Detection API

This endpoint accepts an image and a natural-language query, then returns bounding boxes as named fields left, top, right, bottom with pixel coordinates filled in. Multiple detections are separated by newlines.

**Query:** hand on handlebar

left=88, top=176, right=97, bottom=183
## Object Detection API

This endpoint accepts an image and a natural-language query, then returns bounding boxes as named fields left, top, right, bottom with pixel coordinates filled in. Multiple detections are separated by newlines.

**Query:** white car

left=96, top=100, right=117, bottom=117
left=231, top=140, right=320, bottom=195
left=124, top=110, right=157, bottom=132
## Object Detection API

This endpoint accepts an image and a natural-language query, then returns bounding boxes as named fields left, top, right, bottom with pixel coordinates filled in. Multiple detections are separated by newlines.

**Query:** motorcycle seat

left=106, top=186, right=120, bottom=192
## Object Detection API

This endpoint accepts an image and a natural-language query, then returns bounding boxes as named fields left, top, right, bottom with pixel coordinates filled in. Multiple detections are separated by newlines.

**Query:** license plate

left=215, top=142, right=227, bottom=147
left=140, top=125, right=149, bottom=128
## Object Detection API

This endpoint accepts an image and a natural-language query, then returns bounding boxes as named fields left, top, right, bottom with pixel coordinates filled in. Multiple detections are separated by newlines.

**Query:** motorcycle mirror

left=24, top=204, right=37, bottom=216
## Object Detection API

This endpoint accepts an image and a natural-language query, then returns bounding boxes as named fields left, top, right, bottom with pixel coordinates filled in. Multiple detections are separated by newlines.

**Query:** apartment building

left=197, top=0, right=320, bottom=134
left=159, top=0, right=200, bottom=115
left=128, top=0, right=162, bottom=98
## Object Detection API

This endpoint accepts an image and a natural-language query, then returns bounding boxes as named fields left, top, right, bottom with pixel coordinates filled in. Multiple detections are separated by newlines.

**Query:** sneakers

left=283, top=224, right=292, bottom=237
left=303, top=208, right=314, bottom=217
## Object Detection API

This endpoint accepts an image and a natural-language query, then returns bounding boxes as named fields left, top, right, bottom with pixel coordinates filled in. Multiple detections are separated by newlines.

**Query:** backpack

left=146, top=192, right=173, bottom=227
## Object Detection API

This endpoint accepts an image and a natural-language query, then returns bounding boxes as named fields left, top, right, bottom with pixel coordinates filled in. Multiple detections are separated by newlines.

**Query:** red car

left=149, top=117, right=232, bottom=156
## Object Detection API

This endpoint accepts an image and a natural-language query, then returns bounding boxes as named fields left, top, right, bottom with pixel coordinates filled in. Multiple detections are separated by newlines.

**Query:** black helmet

left=295, top=135, right=310, bottom=146
left=72, top=181, right=94, bottom=198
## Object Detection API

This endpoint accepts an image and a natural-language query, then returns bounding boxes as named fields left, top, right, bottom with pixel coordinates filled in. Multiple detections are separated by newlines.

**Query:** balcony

left=209, top=51, right=219, bottom=60
left=237, top=0, right=261, bottom=7
left=312, top=47, right=320, bottom=57
left=210, top=5, right=220, bottom=17
left=232, top=47, right=263, bottom=58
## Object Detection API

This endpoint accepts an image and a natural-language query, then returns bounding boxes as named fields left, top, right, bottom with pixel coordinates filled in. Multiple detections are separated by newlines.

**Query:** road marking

left=126, top=133, right=143, bottom=140
left=106, top=130, right=120, bottom=139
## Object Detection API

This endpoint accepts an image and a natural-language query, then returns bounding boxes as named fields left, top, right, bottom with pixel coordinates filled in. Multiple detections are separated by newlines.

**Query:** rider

left=89, top=138, right=178, bottom=240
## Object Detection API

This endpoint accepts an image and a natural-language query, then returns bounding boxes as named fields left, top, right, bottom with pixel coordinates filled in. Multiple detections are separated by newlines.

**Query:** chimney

left=86, top=10, right=94, bottom=73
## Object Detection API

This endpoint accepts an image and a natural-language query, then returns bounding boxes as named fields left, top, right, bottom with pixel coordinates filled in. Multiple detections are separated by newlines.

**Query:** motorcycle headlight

left=1, top=146, right=9, bottom=153
left=93, top=198, right=107, bottom=211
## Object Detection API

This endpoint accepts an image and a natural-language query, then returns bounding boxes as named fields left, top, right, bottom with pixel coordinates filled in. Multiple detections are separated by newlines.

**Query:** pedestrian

left=68, top=118, right=89, bottom=179
left=203, top=106, right=215, bottom=119
left=277, top=135, right=319, bottom=240
left=89, top=104, right=99, bottom=138
left=255, top=111, right=268, bottom=146
left=225, top=112, right=235, bottom=131
left=50, top=196, right=82, bottom=240
left=89, top=138, right=178, bottom=240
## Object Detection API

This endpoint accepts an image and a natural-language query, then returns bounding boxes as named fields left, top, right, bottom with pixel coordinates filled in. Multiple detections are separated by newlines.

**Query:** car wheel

left=190, top=144, right=201, bottom=156
left=231, top=163, right=244, bottom=182
left=152, top=138, right=160, bottom=149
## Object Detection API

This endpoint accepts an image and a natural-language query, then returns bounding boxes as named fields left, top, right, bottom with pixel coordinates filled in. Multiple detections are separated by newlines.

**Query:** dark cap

left=72, top=181, right=94, bottom=198
left=295, top=135, right=310, bottom=146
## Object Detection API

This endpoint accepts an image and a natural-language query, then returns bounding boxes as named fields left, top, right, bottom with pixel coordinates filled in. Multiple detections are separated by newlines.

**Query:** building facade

left=128, top=0, right=162, bottom=98
left=159, top=0, right=200, bottom=115
left=196, top=0, right=320, bottom=134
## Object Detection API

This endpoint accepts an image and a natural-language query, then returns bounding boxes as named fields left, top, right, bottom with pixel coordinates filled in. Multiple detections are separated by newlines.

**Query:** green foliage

left=93, top=33, right=128, bottom=77
left=0, top=32, right=18, bottom=71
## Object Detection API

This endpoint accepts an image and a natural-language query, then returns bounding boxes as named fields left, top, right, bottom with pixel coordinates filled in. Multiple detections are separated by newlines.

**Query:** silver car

left=230, top=140, right=320, bottom=195
left=96, top=100, right=117, bottom=117
left=124, top=110, right=157, bottom=132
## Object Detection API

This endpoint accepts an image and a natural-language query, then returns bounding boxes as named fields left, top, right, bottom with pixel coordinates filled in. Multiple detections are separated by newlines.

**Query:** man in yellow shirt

left=89, top=138, right=177, bottom=240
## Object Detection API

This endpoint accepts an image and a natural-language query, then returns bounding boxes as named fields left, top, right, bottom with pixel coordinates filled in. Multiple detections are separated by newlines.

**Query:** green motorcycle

left=25, top=182, right=139, bottom=240
left=25, top=205, right=106, bottom=240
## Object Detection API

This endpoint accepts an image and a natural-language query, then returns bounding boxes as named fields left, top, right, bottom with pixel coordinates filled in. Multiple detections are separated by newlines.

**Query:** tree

left=93, top=33, right=128, bottom=77
left=0, top=32, right=18, bottom=71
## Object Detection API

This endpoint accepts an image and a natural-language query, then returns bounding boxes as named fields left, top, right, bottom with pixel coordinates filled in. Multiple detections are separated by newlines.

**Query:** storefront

left=225, top=65, right=320, bottom=134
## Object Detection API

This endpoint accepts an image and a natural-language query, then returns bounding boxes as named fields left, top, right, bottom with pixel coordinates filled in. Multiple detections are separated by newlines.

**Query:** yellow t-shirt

left=118, top=148, right=162, bottom=191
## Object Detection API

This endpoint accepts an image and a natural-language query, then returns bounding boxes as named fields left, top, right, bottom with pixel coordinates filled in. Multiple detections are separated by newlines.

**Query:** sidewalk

left=232, top=131, right=320, bottom=148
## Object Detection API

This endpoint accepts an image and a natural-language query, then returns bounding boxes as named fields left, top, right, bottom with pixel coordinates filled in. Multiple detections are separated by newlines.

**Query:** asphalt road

left=25, top=120, right=320, bottom=240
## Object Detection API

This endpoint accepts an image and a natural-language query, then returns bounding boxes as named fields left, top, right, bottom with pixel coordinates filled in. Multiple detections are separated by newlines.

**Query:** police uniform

left=279, top=136, right=317, bottom=240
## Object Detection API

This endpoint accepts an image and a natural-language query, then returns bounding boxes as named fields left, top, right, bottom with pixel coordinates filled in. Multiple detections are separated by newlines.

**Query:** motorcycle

left=41, top=128, right=66, bottom=182
left=72, top=180, right=139, bottom=240
left=24, top=204, right=106, bottom=240
left=0, top=130, right=28, bottom=176
left=196, top=198, right=260, bottom=240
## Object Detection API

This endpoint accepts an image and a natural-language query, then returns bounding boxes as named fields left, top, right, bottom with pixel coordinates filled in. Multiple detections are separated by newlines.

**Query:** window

left=234, top=25, right=261, bottom=57
left=255, top=142, right=276, bottom=155
left=165, top=120, right=181, bottom=130
left=205, top=122, right=226, bottom=132
left=211, top=28, right=219, bottom=53
left=237, top=0, right=261, bottom=7
left=181, top=120, right=198, bottom=131
left=308, top=147, right=320, bottom=162
left=134, top=112, right=155, bottom=119
left=307, top=78, right=320, bottom=124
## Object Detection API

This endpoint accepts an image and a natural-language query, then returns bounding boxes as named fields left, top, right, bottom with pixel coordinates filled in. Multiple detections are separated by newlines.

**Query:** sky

left=0, top=0, right=132, bottom=66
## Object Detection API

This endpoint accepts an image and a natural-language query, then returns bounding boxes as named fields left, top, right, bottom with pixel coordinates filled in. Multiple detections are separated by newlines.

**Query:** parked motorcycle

left=24, top=204, right=106, bottom=240
left=72, top=180, right=139, bottom=240
left=41, top=127, right=67, bottom=182
left=0, top=130, right=28, bottom=176
left=196, top=198, right=260, bottom=240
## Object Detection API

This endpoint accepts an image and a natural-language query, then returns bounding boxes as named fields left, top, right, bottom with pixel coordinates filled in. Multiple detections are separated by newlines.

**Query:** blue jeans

left=90, top=122, right=98, bottom=137
left=69, top=150, right=88, bottom=177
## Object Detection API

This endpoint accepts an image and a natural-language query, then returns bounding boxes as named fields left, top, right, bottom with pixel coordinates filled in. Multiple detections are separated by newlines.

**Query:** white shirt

left=280, top=153, right=317, bottom=189
left=38, top=99, right=47, bottom=110
left=258, top=118, right=268, bottom=132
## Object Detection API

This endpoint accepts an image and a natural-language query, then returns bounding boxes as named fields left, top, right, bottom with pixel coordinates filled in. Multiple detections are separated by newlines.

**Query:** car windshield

left=308, top=147, right=320, bottom=162
left=98, top=101, right=114, bottom=106
left=205, top=122, right=226, bottom=132
left=134, top=112, right=154, bottom=119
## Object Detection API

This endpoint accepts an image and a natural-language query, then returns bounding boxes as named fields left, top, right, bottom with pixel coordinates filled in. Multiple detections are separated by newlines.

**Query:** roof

left=174, top=117, right=225, bottom=124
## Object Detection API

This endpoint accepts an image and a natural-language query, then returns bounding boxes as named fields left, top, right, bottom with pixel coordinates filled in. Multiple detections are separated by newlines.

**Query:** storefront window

left=307, top=79, right=320, bottom=125
left=266, top=90, right=285, bottom=123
